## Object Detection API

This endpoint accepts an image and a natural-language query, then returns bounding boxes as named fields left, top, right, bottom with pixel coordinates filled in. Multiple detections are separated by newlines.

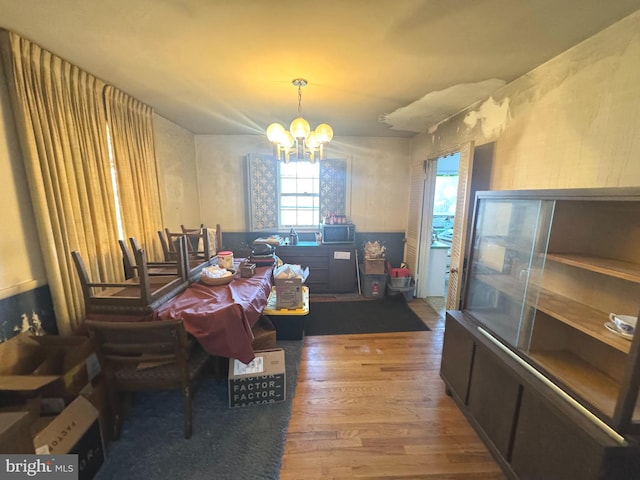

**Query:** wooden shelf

left=535, top=289, right=632, bottom=354
left=528, top=350, right=626, bottom=420
left=476, top=274, right=632, bottom=353
left=546, top=253, right=640, bottom=284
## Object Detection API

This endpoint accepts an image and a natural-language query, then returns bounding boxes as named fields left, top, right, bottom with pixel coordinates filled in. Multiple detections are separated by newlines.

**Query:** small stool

left=263, top=286, right=309, bottom=340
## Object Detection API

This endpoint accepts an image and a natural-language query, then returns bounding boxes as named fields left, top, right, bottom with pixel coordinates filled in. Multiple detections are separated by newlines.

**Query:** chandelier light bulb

left=290, top=116, right=311, bottom=139
left=315, top=123, right=334, bottom=144
left=266, top=122, right=286, bottom=143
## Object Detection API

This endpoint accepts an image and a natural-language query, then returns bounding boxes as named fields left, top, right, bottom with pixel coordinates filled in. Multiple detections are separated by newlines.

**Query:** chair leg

left=184, top=386, right=192, bottom=439
left=106, top=387, right=123, bottom=440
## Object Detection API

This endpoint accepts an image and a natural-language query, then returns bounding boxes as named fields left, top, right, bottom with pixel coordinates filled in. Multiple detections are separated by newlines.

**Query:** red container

left=389, top=268, right=410, bottom=278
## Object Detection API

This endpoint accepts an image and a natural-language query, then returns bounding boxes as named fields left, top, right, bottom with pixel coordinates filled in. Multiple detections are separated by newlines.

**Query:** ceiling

left=1, top=0, right=639, bottom=137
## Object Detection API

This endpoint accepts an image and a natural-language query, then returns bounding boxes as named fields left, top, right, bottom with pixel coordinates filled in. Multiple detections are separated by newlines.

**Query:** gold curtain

left=0, top=31, right=122, bottom=334
left=103, top=86, right=164, bottom=260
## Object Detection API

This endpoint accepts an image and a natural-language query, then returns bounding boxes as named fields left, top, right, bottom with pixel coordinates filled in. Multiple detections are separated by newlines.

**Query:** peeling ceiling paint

left=463, top=96, right=511, bottom=138
left=380, top=79, right=507, bottom=133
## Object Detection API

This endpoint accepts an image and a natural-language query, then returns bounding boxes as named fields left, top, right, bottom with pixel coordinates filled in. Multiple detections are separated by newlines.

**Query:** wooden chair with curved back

left=72, top=236, right=189, bottom=315
left=157, top=224, right=222, bottom=278
left=85, top=318, right=210, bottom=439
left=119, top=238, right=186, bottom=281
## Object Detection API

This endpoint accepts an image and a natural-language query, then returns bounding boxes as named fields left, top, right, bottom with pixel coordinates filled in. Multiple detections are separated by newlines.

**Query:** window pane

left=281, top=210, right=297, bottom=225
left=280, top=196, right=298, bottom=208
left=297, top=210, right=315, bottom=225
left=281, top=178, right=298, bottom=194
left=296, top=179, right=316, bottom=194
left=278, top=160, right=320, bottom=227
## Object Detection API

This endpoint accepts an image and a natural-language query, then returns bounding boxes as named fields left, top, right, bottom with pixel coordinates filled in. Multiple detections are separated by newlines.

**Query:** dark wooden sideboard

left=275, top=242, right=358, bottom=293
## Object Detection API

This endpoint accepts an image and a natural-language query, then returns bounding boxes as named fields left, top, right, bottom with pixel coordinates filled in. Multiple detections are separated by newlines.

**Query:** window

left=279, top=161, right=320, bottom=227
left=246, top=154, right=346, bottom=232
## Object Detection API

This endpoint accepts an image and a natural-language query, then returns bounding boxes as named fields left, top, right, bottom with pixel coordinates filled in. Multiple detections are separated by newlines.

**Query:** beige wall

left=411, top=10, right=640, bottom=191
left=194, top=135, right=412, bottom=233
left=153, top=114, right=200, bottom=231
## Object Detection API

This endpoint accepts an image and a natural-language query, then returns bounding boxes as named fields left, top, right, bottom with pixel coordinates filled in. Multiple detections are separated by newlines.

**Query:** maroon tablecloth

left=154, top=265, right=273, bottom=363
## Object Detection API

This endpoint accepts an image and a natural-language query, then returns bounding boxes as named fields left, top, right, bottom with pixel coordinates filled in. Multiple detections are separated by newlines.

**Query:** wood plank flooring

left=279, top=298, right=506, bottom=480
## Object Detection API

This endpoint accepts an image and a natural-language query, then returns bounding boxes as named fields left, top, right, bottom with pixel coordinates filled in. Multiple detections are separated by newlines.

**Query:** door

left=404, top=161, right=427, bottom=293
left=446, top=141, right=475, bottom=310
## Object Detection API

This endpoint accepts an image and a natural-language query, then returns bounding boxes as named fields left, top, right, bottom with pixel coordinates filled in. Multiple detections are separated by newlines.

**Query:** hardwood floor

left=279, top=298, right=506, bottom=480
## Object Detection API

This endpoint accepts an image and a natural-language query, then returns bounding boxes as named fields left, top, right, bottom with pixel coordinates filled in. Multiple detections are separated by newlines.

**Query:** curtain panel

left=104, top=86, right=164, bottom=261
left=0, top=30, right=122, bottom=334
left=319, top=159, right=347, bottom=219
left=245, top=154, right=279, bottom=230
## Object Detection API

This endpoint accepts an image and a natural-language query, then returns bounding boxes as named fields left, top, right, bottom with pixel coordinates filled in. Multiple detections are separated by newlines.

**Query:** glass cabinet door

left=464, top=198, right=554, bottom=349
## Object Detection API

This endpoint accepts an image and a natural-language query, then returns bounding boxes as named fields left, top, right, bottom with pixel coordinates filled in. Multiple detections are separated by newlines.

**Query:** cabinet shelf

left=528, top=350, right=624, bottom=420
left=477, top=274, right=633, bottom=353
left=535, top=290, right=632, bottom=354
left=546, top=253, right=640, bottom=284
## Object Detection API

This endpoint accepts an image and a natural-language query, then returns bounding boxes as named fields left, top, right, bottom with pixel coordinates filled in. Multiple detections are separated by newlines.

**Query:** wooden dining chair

left=85, top=318, right=210, bottom=439
left=119, top=238, right=187, bottom=281
left=72, top=236, right=189, bottom=315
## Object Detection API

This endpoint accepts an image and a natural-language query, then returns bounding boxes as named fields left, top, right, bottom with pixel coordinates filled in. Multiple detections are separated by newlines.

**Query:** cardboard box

left=274, top=266, right=309, bottom=309
left=363, top=258, right=385, bottom=275
left=0, top=334, right=101, bottom=399
left=0, top=411, right=35, bottom=454
left=251, top=316, right=277, bottom=351
left=33, top=396, right=105, bottom=480
left=81, top=380, right=113, bottom=450
left=228, top=349, right=286, bottom=408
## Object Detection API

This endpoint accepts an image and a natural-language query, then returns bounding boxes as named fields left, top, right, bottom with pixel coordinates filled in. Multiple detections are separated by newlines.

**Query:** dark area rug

left=95, top=340, right=302, bottom=480
left=305, top=294, right=430, bottom=335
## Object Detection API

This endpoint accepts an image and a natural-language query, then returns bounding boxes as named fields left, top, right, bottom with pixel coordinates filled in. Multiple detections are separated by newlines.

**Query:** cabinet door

left=511, top=388, right=613, bottom=480
left=467, top=345, right=521, bottom=459
left=464, top=198, right=553, bottom=348
left=440, top=314, right=475, bottom=403
left=328, top=247, right=357, bottom=293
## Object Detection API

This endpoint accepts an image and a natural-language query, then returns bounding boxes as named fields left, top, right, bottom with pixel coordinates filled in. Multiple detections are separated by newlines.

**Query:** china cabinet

left=440, top=188, right=640, bottom=479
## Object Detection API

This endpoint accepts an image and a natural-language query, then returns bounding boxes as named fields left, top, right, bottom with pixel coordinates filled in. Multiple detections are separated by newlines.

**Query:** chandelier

left=266, top=78, right=333, bottom=163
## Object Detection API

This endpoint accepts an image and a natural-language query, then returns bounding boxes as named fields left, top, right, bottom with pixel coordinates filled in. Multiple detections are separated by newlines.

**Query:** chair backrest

left=119, top=239, right=137, bottom=280
left=165, top=227, right=213, bottom=260
left=86, top=318, right=189, bottom=361
left=181, top=224, right=223, bottom=255
left=85, top=318, right=191, bottom=383
left=157, top=229, right=176, bottom=261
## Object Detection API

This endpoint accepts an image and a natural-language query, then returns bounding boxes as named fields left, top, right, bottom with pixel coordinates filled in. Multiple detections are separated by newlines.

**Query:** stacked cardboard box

left=0, top=333, right=106, bottom=479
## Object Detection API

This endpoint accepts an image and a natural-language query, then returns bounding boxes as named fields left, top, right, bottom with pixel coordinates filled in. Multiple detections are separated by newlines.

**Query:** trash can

left=360, top=269, right=387, bottom=298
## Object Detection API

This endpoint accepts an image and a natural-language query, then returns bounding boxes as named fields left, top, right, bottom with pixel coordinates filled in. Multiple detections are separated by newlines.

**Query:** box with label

left=0, top=334, right=101, bottom=400
left=363, top=258, right=385, bottom=275
left=32, top=395, right=104, bottom=480
left=228, top=349, right=286, bottom=408
left=273, top=265, right=309, bottom=309
left=0, top=411, right=35, bottom=454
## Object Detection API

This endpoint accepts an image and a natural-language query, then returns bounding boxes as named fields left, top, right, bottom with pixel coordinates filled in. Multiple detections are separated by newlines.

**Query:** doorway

left=422, top=153, right=460, bottom=312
